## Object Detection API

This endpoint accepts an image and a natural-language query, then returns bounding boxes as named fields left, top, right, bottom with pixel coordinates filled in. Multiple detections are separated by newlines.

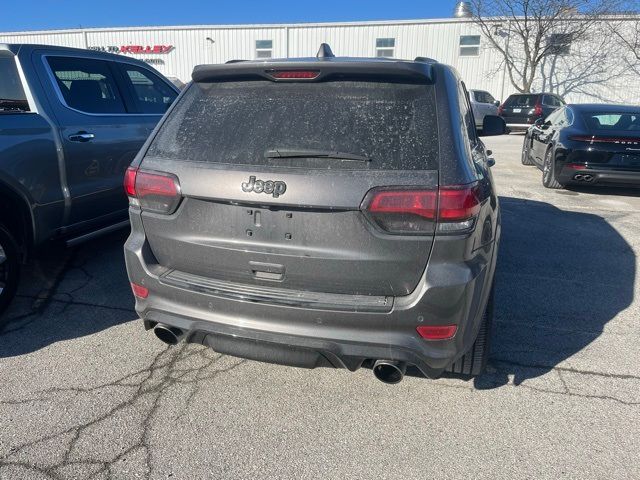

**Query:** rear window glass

left=147, top=79, right=439, bottom=170
left=0, top=53, right=30, bottom=113
left=504, top=95, right=538, bottom=108
left=582, top=112, right=640, bottom=132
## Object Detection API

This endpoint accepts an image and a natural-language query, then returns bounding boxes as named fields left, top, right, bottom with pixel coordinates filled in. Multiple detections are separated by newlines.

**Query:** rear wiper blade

left=265, top=148, right=370, bottom=162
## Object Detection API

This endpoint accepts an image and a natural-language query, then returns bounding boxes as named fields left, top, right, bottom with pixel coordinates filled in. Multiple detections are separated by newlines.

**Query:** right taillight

left=534, top=103, right=543, bottom=116
left=363, top=184, right=481, bottom=235
left=497, top=104, right=504, bottom=116
left=125, top=166, right=181, bottom=214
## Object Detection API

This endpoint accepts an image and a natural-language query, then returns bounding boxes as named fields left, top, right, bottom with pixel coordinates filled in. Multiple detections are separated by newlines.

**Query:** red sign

left=120, top=45, right=174, bottom=54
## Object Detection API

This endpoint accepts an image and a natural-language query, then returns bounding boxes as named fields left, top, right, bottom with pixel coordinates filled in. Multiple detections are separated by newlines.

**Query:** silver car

left=469, top=89, right=500, bottom=129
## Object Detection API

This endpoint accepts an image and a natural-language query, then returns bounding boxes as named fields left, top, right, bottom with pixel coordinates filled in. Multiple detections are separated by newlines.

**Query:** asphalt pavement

left=1, top=134, right=639, bottom=479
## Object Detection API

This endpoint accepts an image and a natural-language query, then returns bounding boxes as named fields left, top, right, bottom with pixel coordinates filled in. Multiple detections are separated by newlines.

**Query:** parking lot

left=0, top=133, right=639, bottom=479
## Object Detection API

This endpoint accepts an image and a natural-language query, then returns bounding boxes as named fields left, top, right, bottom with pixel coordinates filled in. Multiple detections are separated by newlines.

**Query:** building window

left=255, top=40, right=273, bottom=59
left=459, top=35, right=480, bottom=56
left=376, top=38, right=395, bottom=57
left=547, top=33, right=572, bottom=55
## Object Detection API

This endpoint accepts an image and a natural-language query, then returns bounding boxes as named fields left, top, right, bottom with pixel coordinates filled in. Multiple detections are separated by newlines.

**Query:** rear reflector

left=363, top=184, right=481, bottom=234
left=125, top=167, right=181, bottom=214
left=131, top=283, right=149, bottom=299
left=569, top=135, right=640, bottom=145
left=564, top=163, right=587, bottom=170
left=416, top=324, right=457, bottom=340
left=268, top=70, right=320, bottom=79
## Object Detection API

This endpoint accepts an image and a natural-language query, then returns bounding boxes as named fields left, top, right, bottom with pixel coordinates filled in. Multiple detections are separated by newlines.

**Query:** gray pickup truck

left=0, top=44, right=179, bottom=316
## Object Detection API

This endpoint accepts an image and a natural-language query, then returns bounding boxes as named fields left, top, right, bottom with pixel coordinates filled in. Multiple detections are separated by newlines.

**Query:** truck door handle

left=68, top=132, right=95, bottom=142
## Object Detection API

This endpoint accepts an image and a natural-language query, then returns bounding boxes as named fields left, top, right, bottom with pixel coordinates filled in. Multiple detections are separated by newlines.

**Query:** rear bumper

left=559, top=167, right=640, bottom=186
left=505, top=123, right=532, bottom=132
left=124, top=213, right=498, bottom=378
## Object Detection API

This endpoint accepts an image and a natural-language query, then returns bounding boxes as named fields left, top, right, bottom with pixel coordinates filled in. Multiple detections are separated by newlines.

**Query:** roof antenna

left=316, top=43, right=335, bottom=59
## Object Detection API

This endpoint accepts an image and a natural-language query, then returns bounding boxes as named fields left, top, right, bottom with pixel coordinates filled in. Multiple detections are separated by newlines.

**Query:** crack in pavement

left=491, top=357, right=640, bottom=382
left=474, top=358, right=640, bottom=407
left=0, top=250, right=74, bottom=336
left=0, top=343, right=247, bottom=480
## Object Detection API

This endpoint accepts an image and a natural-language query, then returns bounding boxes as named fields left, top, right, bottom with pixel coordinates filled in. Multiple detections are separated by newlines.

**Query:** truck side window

left=119, top=64, right=177, bottom=114
left=47, top=56, right=126, bottom=114
left=0, top=53, right=30, bottom=113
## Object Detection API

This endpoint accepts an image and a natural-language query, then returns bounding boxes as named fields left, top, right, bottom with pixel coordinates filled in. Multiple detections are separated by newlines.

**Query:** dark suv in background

left=499, top=92, right=565, bottom=132
left=124, top=45, right=506, bottom=384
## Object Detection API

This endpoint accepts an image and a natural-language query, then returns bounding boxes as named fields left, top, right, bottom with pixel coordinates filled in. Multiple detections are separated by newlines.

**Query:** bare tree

left=608, top=1, right=640, bottom=75
left=539, top=20, right=627, bottom=100
left=469, top=0, right=621, bottom=93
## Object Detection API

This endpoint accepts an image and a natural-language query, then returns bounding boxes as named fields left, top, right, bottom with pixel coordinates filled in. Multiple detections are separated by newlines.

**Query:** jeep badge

left=241, top=176, right=287, bottom=198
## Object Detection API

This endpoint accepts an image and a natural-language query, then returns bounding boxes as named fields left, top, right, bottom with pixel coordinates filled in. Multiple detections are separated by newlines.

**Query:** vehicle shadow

left=0, top=229, right=135, bottom=358
left=473, top=195, right=635, bottom=388
left=564, top=185, right=640, bottom=197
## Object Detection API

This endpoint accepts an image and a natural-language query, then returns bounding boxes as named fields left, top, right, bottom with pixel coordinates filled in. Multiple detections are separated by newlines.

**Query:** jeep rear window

left=0, top=53, right=30, bottom=113
left=147, top=79, right=439, bottom=170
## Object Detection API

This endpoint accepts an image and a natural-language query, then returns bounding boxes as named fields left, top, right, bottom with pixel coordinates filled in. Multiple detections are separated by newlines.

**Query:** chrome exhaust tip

left=582, top=174, right=594, bottom=182
left=372, top=360, right=407, bottom=384
left=574, top=174, right=584, bottom=181
left=153, top=324, right=184, bottom=345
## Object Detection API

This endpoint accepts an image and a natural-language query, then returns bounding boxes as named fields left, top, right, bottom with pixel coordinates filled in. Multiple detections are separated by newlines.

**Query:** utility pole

left=499, top=21, right=511, bottom=101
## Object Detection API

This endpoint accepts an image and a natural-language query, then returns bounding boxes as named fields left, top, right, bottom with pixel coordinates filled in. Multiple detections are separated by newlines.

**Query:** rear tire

left=447, top=289, right=494, bottom=376
left=542, top=148, right=563, bottom=189
left=521, top=138, right=534, bottom=165
left=0, top=223, right=20, bottom=321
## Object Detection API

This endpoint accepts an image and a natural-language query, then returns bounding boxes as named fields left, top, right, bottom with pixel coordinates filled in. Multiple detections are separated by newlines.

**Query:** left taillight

left=125, top=167, right=181, bottom=214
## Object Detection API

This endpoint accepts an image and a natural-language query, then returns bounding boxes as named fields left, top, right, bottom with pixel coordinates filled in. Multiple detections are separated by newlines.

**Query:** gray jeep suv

left=124, top=45, right=505, bottom=383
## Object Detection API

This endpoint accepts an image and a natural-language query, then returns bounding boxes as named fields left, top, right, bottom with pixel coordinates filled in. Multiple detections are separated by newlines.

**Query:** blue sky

left=0, top=1, right=459, bottom=32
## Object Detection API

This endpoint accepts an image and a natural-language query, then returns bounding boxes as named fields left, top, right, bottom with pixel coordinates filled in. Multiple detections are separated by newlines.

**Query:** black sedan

left=521, top=104, right=640, bottom=189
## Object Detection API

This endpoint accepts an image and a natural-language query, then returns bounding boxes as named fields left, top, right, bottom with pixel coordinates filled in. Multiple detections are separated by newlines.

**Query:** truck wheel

left=0, top=224, right=20, bottom=320
left=447, top=289, right=494, bottom=376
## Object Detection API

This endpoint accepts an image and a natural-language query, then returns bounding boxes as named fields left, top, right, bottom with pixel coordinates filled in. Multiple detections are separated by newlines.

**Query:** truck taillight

left=363, top=184, right=481, bottom=234
left=124, top=167, right=181, bottom=214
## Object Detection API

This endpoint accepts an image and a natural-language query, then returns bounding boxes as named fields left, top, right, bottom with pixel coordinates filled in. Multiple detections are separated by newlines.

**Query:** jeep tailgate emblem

left=242, top=176, right=287, bottom=198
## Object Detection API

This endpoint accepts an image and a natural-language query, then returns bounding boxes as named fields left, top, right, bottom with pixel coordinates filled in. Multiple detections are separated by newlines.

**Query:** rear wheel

left=447, top=289, right=494, bottom=376
left=521, top=137, right=534, bottom=165
left=0, top=224, right=20, bottom=320
left=542, top=148, right=563, bottom=189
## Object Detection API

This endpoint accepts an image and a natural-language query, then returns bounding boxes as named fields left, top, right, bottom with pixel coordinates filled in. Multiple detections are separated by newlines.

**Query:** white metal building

left=1, top=16, right=639, bottom=104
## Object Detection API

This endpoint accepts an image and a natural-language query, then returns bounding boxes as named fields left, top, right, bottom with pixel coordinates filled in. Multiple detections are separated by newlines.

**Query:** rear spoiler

left=192, top=60, right=434, bottom=84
